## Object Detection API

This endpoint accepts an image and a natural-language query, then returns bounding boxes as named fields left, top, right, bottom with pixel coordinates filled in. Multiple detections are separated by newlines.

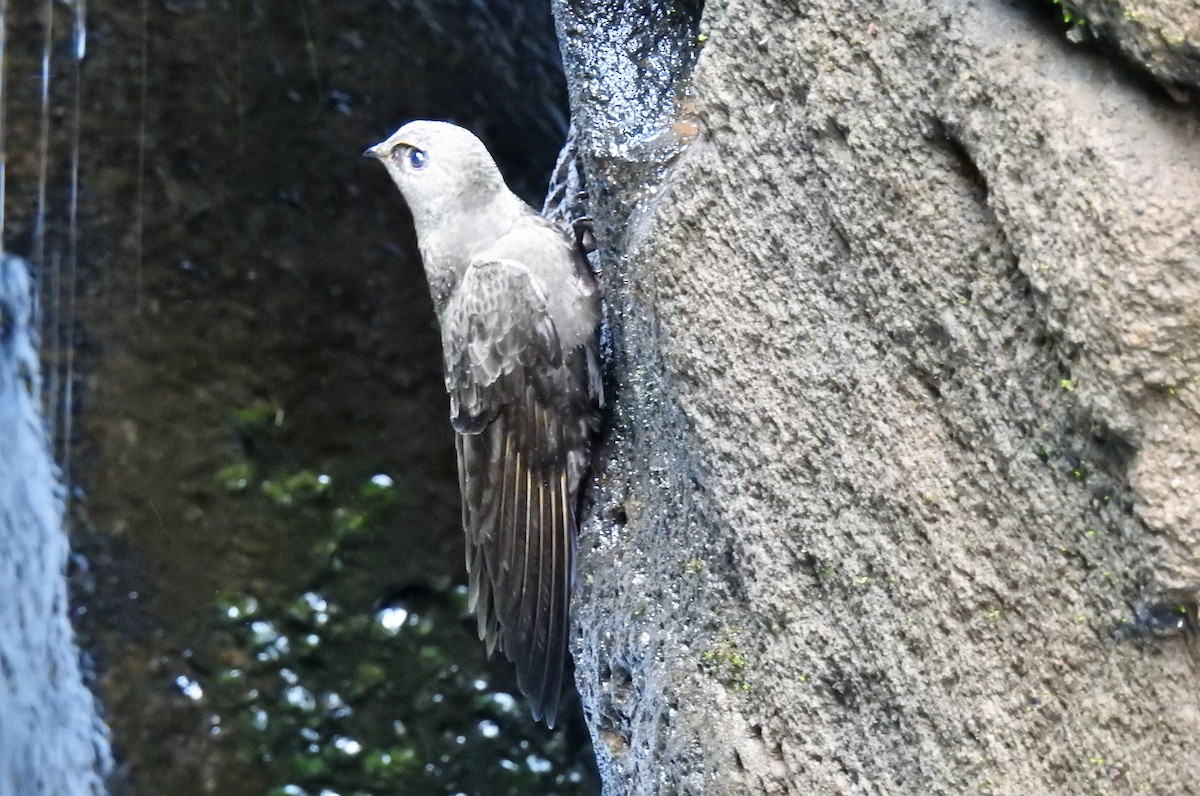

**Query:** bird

left=365, top=120, right=603, bottom=727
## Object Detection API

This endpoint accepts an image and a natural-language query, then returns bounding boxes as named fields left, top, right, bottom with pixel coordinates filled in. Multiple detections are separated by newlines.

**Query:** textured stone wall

left=556, top=1, right=1200, bottom=793
left=1070, top=0, right=1199, bottom=93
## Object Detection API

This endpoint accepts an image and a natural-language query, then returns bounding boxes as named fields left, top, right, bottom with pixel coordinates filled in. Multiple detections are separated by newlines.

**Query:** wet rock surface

left=557, top=0, right=1200, bottom=793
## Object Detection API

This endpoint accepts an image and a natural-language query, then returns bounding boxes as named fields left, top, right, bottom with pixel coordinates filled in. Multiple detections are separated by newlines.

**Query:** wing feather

left=444, top=259, right=578, bottom=725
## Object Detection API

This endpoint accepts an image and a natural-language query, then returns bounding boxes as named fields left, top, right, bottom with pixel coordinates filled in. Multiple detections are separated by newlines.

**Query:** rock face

left=1070, top=0, right=1200, bottom=95
left=554, top=1, right=1200, bottom=793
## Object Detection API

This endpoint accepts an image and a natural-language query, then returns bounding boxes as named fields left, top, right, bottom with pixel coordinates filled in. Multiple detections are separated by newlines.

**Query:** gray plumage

left=365, top=120, right=602, bottom=727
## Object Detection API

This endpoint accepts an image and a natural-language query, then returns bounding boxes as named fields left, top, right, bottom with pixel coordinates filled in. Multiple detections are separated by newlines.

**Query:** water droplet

left=490, top=692, right=518, bottom=714
left=333, top=736, right=361, bottom=756
left=174, top=675, right=203, bottom=701
left=249, top=619, right=278, bottom=646
left=285, top=685, right=317, bottom=712
left=376, top=605, right=408, bottom=633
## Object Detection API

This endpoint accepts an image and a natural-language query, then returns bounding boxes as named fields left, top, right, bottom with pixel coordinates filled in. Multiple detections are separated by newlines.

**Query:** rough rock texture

left=556, top=0, right=1200, bottom=793
left=1071, top=0, right=1200, bottom=95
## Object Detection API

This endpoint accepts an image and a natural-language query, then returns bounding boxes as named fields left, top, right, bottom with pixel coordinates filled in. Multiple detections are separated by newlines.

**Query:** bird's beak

left=363, top=143, right=383, bottom=159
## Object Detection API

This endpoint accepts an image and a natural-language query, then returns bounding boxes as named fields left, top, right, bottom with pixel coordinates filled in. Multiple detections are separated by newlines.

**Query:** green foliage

left=261, top=470, right=332, bottom=506
left=204, top=455, right=596, bottom=795
left=215, top=461, right=255, bottom=492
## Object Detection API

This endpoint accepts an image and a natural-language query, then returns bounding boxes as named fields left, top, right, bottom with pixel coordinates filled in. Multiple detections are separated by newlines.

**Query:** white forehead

left=375, top=119, right=486, bottom=156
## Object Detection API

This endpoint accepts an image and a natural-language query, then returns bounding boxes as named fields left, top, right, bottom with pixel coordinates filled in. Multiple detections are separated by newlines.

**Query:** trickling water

left=133, top=0, right=147, bottom=312
left=73, top=0, right=86, bottom=60
left=60, top=0, right=85, bottom=485
left=297, top=0, right=322, bottom=105
left=32, top=0, right=50, bottom=340
left=0, top=253, right=110, bottom=796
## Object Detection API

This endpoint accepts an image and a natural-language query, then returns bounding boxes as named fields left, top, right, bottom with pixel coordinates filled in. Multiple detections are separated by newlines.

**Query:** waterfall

left=0, top=253, right=110, bottom=796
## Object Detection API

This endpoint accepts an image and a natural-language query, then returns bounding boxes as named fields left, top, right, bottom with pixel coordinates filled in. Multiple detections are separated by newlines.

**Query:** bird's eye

left=407, top=148, right=429, bottom=170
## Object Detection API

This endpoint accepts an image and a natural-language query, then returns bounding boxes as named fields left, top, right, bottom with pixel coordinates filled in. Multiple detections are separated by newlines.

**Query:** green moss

left=1049, top=0, right=1088, bottom=27
left=700, top=629, right=749, bottom=692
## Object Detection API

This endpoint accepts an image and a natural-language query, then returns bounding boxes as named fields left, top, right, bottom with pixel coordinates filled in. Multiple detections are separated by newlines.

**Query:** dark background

left=3, top=1, right=597, bottom=793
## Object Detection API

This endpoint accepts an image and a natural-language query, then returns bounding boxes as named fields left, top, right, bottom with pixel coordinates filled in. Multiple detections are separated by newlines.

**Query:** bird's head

left=365, top=120, right=512, bottom=238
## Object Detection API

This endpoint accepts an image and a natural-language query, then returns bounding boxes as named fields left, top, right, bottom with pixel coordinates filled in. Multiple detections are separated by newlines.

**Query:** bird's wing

left=442, top=257, right=572, bottom=728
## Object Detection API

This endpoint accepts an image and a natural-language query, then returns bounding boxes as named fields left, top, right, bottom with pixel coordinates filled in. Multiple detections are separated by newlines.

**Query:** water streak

left=298, top=0, right=322, bottom=104
left=134, top=0, right=147, bottom=314
left=62, top=0, right=86, bottom=484
left=73, top=0, right=86, bottom=59
left=33, top=0, right=52, bottom=336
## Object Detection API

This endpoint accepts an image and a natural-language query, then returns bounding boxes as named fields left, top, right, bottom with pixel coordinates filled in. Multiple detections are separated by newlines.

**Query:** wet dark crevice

left=1017, top=0, right=1200, bottom=103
